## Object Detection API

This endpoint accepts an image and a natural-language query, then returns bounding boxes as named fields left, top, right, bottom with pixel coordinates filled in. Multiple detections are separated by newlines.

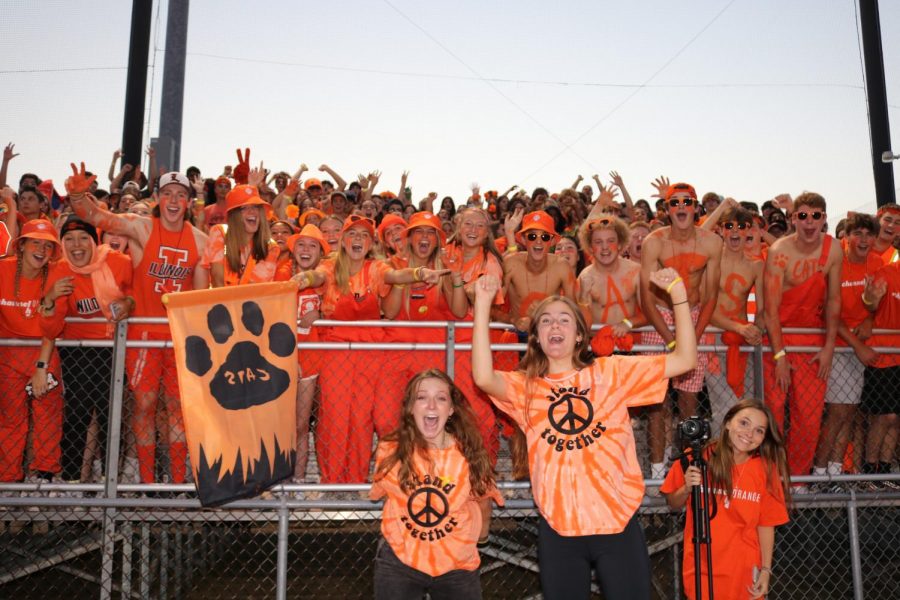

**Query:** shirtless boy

left=706, top=205, right=765, bottom=434
left=503, top=211, right=574, bottom=333
left=641, top=182, right=722, bottom=480
left=763, top=192, right=842, bottom=479
left=577, top=216, right=644, bottom=339
left=68, top=165, right=208, bottom=484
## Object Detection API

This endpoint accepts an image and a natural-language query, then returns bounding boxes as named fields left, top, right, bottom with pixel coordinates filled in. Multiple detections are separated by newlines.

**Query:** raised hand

left=65, top=162, right=97, bottom=196
left=651, top=175, right=670, bottom=199
left=283, top=178, right=300, bottom=199
left=233, top=148, right=251, bottom=184
left=504, top=205, right=525, bottom=238
left=649, top=267, right=687, bottom=303
left=863, top=274, right=888, bottom=307
left=4, top=143, right=19, bottom=163
left=145, top=145, right=155, bottom=158
left=474, top=274, right=501, bottom=307
left=368, top=170, right=381, bottom=186
left=318, top=164, right=330, bottom=172
left=609, top=170, right=625, bottom=189
left=112, top=148, right=122, bottom=161
left=247, top=161, right=266, bottom=187
left=596, top=182, right=619, bottom=207
left=774, top=193, right=793, bottom=211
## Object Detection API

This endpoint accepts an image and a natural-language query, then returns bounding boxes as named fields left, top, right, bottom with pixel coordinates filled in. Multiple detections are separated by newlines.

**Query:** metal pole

left=276, top=506, right=289, bottom=600
left=121, top=0, right=154, bottom=168
left=141, top=524, right=151, bottom=600
left=847, top=495, right=864, bottom=600
left=753, top=345, right=764, bottom=403
left=858, top=0, right=896, bottom=207
left=155, top=0, right=190, bottom=171
left=445, top=321, right=456, bottom=378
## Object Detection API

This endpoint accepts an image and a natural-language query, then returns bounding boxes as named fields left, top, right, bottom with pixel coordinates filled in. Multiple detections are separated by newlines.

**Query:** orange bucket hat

left=377, top=214, right=407, bottom=243
left=405, top=211, right=445, bottom=244
left=17, top=219, right=61, bottom=258
left=516, top=210, right=558, bottom=244
left=289, top=224, right=330, bottom=255
left=225, top=185, right=267, bottom=213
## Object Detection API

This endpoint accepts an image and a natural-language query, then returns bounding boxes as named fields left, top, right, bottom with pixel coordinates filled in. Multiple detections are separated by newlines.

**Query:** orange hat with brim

left=17, top=218, right=61, bottom=258
left=341, top=214, right=376, bottom=237
left=304, top=178, right=323, bottom=191
left=289, top=224, right=330, bottom=255
left=406, top=211, right=445, bottom=244
left=299, top=208, right=326, bottom=227
left=215, top=176, right=232, bottom=188
left=516, top=210, right=558, bottom=244
left=226, top=185, right=267, bottom=213
left=377, top=214, right=407, bottom=243
left=665, top=182, right=697, bottom=201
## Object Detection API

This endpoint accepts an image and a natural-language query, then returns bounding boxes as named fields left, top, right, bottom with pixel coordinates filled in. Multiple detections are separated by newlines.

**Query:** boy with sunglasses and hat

left=502, top=210, right=575, bottom=334
left=641, top=182, right=723, bottom=484
left=763, top=192, right=842, bottom=484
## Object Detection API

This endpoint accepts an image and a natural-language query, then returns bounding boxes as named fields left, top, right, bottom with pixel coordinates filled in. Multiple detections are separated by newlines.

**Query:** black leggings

left=59, top=347, right=113, bottom=481
left=538, top=514, right=651, bottom=600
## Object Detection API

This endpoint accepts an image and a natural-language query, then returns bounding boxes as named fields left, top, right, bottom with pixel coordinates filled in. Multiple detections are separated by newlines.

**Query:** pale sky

left=2, top=0, right=899, bottom=225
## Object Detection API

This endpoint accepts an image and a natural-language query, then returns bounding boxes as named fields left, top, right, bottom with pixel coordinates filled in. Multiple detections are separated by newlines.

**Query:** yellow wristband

left=413, top=267, right=424, bottom=282
left=666, top=340, right=676, bottom=351
left=508, top=244, right=519, bottom=252
left=773, top=349, right=786, bottom=361
left=665, top=276, right=683, bottom=295
left=861, top=292, right=874, bottom=306
left=622, top=318, right=633, bottom=329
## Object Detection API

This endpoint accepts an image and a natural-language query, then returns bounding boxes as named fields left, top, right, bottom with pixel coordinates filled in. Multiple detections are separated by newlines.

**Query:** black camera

left=678, top=416, right=711, bottom=448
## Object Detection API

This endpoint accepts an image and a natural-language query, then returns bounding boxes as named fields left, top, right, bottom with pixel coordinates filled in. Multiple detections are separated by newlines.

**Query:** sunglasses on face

left=668, top=198, right=696, bottom=208
left=796, top=211, right=824, bottom=221
left=526, top=232, right=553, bottom=243
left=589, top=218, right=613, bottom=230
left=723, top=222, right=748, bottom=230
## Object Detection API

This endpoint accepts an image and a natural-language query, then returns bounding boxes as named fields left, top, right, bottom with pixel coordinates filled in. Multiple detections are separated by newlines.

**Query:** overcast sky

left=2, top=0, right=899, bottom=225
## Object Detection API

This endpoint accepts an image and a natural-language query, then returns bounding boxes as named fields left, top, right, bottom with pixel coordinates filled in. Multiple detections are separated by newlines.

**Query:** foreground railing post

left=847, top=491, right=864, bottom=600
left=100, top=319, right=129, bottom=600
left=276, top=504, right=289, bottom=600
left=445, top=321, right=456, bottom=379
left=753, top=343, right=765, bottom=402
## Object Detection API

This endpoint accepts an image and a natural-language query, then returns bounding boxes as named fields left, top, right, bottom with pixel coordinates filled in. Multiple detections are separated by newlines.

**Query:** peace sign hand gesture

left=233, top=148, right=251, bottom=184
left=65, top=162, right=97, bottom=196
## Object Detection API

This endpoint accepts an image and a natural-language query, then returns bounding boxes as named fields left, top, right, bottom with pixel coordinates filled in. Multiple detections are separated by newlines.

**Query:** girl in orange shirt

left=0, top=220, right=64, bottom=483
left=201, top=185, right=279, bottom=287
left=371, top=369, right=501, bottom=600
left=471, top=268, right=697, bottom=600
left=661, top=400, right=791, bottom=600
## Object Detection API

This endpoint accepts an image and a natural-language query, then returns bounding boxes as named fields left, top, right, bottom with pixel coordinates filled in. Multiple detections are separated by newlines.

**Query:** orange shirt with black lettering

left=370, top=440, right=502, bottom=576
left=132, top=219, right=199, bottom=336
left=41, top=253, right=133, bottom=340
left=0, top=257, right=48, bottom=338
left=838, top=253, right=883, bottom=342
left=490, top=354, right=668, bottom=535
left=661, top=455, right=788, bottom=600
left=870, top=262, right=900, bottom=368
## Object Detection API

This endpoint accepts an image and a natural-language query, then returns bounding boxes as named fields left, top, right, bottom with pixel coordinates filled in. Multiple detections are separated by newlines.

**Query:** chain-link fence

left=1, top=319, right=899, bottom=599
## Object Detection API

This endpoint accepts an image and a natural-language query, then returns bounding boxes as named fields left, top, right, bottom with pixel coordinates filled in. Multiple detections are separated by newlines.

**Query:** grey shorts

left=825, top=350, right=865, bottom=405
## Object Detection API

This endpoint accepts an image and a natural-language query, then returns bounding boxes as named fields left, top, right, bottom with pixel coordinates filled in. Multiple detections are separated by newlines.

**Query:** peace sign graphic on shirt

left=407, top=487, right=450, bottom=528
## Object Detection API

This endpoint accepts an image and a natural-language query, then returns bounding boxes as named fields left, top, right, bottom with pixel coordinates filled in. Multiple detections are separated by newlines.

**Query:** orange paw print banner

left=164, top=281, right=299, bottom=506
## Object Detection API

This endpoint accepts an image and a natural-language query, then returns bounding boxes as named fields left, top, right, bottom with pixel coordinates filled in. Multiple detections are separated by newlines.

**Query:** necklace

left=724, top=458, right=749, bottom=509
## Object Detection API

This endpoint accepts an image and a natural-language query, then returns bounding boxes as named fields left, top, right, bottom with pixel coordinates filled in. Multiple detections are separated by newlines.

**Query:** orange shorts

left=126, top=330, right=180, bottom=397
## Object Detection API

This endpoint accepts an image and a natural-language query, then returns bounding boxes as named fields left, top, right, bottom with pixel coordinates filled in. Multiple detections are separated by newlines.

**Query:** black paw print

left=185, top=301, right=296, bottom=410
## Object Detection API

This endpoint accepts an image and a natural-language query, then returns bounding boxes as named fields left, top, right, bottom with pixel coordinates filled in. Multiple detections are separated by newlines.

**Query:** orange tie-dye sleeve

left=372, top=440, right=490, bottom=577
left=200, top=224, right=226, bottom=269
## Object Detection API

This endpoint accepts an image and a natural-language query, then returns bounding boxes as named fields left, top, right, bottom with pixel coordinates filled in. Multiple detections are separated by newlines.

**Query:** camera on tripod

left=677, top=416, right=711, bottom=449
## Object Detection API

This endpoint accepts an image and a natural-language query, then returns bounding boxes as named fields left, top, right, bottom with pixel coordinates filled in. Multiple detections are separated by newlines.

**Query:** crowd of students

left=0, top=144, right=898, bottom=495
left=3, top=144, right=900, bottom=598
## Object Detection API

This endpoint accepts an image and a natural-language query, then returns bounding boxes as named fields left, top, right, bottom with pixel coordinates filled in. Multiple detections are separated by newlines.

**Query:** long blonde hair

left=224, top=207, right=272, bottom=275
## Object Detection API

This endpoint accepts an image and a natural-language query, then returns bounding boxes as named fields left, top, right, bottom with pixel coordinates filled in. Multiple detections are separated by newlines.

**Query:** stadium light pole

left=858, top=0, right=896, bottom=207
left=153, top=0, right=190, bottom=172
left=121, top=0, right=154, bottom=171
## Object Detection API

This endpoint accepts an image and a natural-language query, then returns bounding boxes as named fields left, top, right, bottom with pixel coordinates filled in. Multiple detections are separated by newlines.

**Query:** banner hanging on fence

left=164, top=281, right=298, bottom=506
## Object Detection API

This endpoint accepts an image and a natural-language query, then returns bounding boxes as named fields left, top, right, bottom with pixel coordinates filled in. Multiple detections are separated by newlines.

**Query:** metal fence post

left=847, top=493, right=864, bottom=600
left=100, top=319, right=129, bottom=599
left=445, top=320, right=456, bottom=379
left=753, top=343, right=765, bottom=402
left=276, top=505, right=289, bottom=600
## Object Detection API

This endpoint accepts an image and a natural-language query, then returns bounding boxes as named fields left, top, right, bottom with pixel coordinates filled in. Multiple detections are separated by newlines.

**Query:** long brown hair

left=15, top=241, right=50, bottom=306
left=223, top=207, right=272, bottom=275
left=374, top=369, right=495, bottom=497
left=707, top=399, right=791, bottom=505
left=517, top=295, right=593, bottom=426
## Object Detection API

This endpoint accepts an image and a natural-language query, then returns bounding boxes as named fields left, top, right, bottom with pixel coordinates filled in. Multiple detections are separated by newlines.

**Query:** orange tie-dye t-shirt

left=370, top=441, right=502, bottom=576
left=490, top=354, right=667, bottom=536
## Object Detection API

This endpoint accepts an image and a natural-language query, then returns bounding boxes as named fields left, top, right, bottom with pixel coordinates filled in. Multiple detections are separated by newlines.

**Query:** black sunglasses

left=723, top=222, right=748, bottom=230
left=668, top=198, right=696, bottom=208
left=526, top=232, right=553, bottom=242
left=796, top=211, right=824, bottom=221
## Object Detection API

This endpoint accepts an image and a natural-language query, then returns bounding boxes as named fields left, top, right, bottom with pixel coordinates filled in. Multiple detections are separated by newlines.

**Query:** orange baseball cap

left=289, top=224, right=330, bottom=255
left=298, top=208, right=326, bottom=226
left=225, top=185, right=268, bottom=213
left=215, top=176, right=232, bottom=188
left=17, top=218, right=61, bottom=257
left=304, top=178, right=323, bottom=190
left=377, top=214, right=407, bottom=243
left=516, top=210, right=558, bottom=244
left=406, top=211, right=445, bottom=244
left=665, top=182, right=697, bottom=201
left=341, top=214, right=376, bottom=237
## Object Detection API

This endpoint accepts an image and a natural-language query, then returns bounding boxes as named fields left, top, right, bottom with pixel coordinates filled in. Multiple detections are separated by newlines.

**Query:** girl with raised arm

left=471, top=268, right=696, bottom=600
